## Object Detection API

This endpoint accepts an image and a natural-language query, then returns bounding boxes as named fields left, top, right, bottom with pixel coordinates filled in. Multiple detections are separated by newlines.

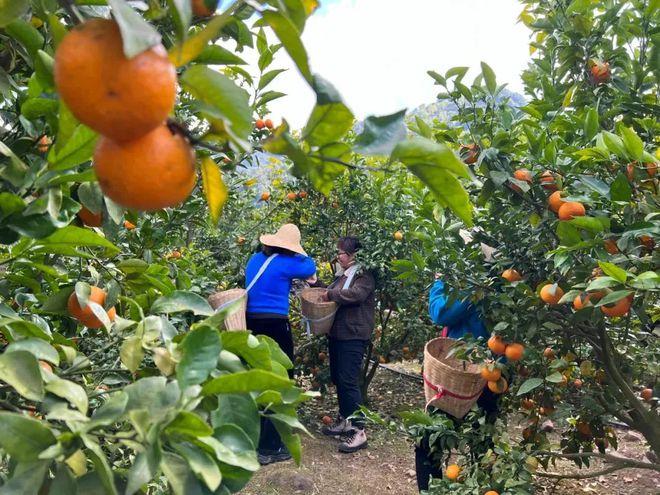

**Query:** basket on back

left=207, top=288, right=247, bottom=331
left=300, top=288, right=337, bottom=336
left=423, top=337, right=486, bottom=419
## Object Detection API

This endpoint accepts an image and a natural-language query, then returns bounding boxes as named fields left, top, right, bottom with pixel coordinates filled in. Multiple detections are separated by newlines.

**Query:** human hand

left=306, top=274, right=318, bottom=284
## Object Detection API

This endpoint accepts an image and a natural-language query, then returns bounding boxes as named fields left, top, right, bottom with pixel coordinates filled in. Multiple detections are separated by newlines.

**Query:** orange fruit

left=287, top=192, right=298, bottom=200
left=600, top=294, right=632, bottom=317
left=589, top=60, right=610, bottom=84
left=573, top=379, right=583, bottom=389
left=265, top=118, right=274, bottom=129
left=540, top=170, right=558, bottom=191
left=39, top=360, right=53, bottom=373
left=485, top=491, right=499, bottom=495
left=639, top=235, right=655, bottom=250
left=505, top=343, right=524, bottom=361
left=54, top=19, right=176, bottom=143
left=460, top=143, right=480, bottom=164
left=124, top=220, right=136, bottom=230
left=321, top=415, right=333, bottom=425
left=37, top=135, right=51, bottom=153
left=558, top=201, right=586, bottom=220
left=78, top=207, right=103, bottom=227
left=67, top=286, right=116, bottom=329
left=543, top=347, right=555, bottom=360
left=255, top=119, right=266, bottom=129
left=514, top=168, right=533, bottom=183
left=393, top=231, right=403, bottom=241
left=487, top=377, right=508, bottom=394
left=540, top=284, right=564, bottom=305
left=298, top=191, right=308, bottom=199
left=604, top=239, right=619, bottom=254
left=260, top=191, right=271, bottom=201
left=487, top=335, right=506, bottom=355
left=501, top=268, right=522, bottom=282
left=573, top=293, right=593, bottom=310
left=548, top=190, right=566, bottom=213
left=644, top=162, right=657, bottom=177
left=170, top=250, right=182, bottom=259
left=192, top=0, right=218, bottom=16
left=641, top=388, right=653, bottom=401
left=94, top=125, right=196, bottom=211
left=445, top=464, right=461, bottom=481
left=626, top=162, right=636, bottom=182
left=481, top=365, right=501, bottom=382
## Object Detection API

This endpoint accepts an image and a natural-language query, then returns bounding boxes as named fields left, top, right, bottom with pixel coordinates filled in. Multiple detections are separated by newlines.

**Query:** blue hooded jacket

left=428, top=279, right=489, bottom=340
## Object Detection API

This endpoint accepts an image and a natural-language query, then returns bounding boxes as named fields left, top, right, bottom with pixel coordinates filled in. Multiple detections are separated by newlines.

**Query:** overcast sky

left=256, top=0, right=532, bottom=129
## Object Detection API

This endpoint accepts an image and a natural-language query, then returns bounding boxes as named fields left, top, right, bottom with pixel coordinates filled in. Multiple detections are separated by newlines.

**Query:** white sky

left=257, top=0, right=532, bottom=129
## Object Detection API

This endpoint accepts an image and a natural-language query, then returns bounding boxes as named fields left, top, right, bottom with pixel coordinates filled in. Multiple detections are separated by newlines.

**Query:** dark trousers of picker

left=246, top=317, right=294, bottom=454
left=328, top=337, right=369, bottom=429
left=415, top=388, right=499, bottom=493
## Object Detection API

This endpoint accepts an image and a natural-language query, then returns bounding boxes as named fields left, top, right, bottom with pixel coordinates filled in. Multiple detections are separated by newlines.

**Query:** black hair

left=262, top=244, right=297, bottom=256
left=337, top=236, right=361, bottom=255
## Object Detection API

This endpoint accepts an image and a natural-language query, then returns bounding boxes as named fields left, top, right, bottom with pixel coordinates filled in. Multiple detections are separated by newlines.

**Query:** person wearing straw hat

left=317, top=236, right=375, bottom=453
left=245, top=223, right=317, bottom=465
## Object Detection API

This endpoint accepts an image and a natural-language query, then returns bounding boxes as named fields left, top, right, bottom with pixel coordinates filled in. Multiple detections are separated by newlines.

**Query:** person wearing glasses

left=318, top=236, right=375, bottom=453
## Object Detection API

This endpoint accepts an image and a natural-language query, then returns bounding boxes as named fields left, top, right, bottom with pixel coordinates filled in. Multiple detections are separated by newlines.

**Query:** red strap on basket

left=441, top=326, right=449, bottom=338
left=422, top=373, right=483, bottom=411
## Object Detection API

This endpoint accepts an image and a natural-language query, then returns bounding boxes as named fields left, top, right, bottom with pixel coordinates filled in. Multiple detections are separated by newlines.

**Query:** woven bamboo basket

left=423, top=337, right=486, bottom=419
left=207, top=288, right=247, bottom=331
left=300, top=288, right=337, bottom=336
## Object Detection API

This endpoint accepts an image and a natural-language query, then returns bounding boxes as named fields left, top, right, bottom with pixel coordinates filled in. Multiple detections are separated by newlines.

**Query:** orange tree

left=0, top=0, right=474, bottom=492
left=389, top=0, right=659, bottom=491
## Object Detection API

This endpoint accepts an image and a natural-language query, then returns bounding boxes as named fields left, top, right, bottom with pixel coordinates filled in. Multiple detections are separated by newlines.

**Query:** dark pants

left=328, top=337, right=369, bottom=428
left=415, top=388, right=499, bottom=492
left=246, top=317, right=294, bottom=454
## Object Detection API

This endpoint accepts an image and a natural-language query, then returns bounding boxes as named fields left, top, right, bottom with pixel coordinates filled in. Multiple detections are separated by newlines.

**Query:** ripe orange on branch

left=94, top=125, right=196, bottom=211
left=539, top=170, right=558, bottom=191
left=480, top=364, right=501, bottom=382
left=600, top=294, right=633, bottom=317
left=445, top=464, right=461, bottom=481
left=540, top=284, right=564, bottom=305
left=487, top=335, right=506, bottom=355
left=192, top=0, right=219, bottom=16
left=514, top=169, right=533, bottom=183
left=67, top=286, right=116, bottom=329
left=501, top=269, right=522, bottom=282
left=603, top=239, right=619, bottom=254
left=558, top=201, right=586, bottom=220
left=54, top=19, right=176, bottom=143
left=548, top=190, right=566, bottom=213
left=78, top=207, right=102, bottom=227
left=505, top=343, right=525, bottom=361
left=488, top=377, right=508, bottom=394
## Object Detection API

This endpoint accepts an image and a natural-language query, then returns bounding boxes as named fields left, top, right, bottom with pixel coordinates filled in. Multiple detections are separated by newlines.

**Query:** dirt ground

left=243, top=362, right=660, bottom=495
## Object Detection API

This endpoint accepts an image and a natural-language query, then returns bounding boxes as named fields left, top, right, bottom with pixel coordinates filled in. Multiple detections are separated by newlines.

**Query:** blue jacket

left=428, top=280, right=489, bottom=340
left=246, top=252, right=316, bottom=316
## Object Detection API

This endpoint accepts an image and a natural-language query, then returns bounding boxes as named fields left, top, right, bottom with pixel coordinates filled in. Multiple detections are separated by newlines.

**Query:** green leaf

left=81, top=435, right=118, bottom=495
left=586, top=276, right=619, bottom=291
left=212, top=394, right=260, bottom=447
left=262, top=11, right=311, bottom=83
left=0, top=350, right=44, bottom=401
left=200, top=157, right=228, bottom=224
left=445, top=66, right=469, bottom=81
left=584, top=107, right=599, bottom=139
left=480, top=61, right=497, bottom=94
left=630, top=271, right=660, bottom=290
left=258, top=334, right=293, bottom=370
left=88, top=392, right=128, bottom=429
left=5, top=19, right=44, bottom=59
left=220, top=331, right=271, bottom=370
left=6, top=339, right=59, bottom=365
left=198, top=426, right=259, bottom=471
left=545, top=372, right=564, bottom=383
left=0, top=140, right=30, bottom=187
left=562, top=83, right=577, bottom=107
left=126, top=443, right=161, bottom=495
left=427, top=70, right=446, bottom=86
left=594, top=290, right=633, bottom=307
left=516, top=378, right=544, bottom=396
left=0, top=413, right=55, bottom=462
left=120, top=335, right=144, bottom=373
left=107, top=0, right=162, bottom=58
left=202, top=369, right=293, bottom=396
left=173, top=442, right=222, bottom=492
left=602, top=131, right=626, bottom=158
left=610, top=173, right=632, bottom=202
left=392, top=137, right=472, bottom=225
left=0, top=0, right=28, bottom=28
left=181, top=65, right=252, bottom=149
left=256, top=90, right=286, bottom=108
left=258, top=68, right=287, bottom=90
left=161, top=452, right=206, bottom=495
left=151, top=291, right=214, bottom=316
left=167, top=0, right=192, bottom=41
left=620, top=126, right=644, bottom=160
left=271, top=418, right=302, bottom=465
left=353, top=110, right=407, bottom=156
left=568, top=216, right=608, bottom=233
left=194, top=45, right=247, bottom=65
left=556, top=222, right=581, bottom=246
left=598, top=261, right=627, bottom=283
left=303, top=75, right=354, bottom=146
left=0, top=460, right=49, bottom=495
left=78, top=181, right=104, bottom=215
left=177, top=326, right=221, bottom=389
left=32, top=226, right=119, bottom=257
left=169, top=12, right=234, bottom=67
left=166, top=411, right=213, bottom=438
left=124, top=377, right=180, bottom=421
left=45, top=377, right=88, bottom=414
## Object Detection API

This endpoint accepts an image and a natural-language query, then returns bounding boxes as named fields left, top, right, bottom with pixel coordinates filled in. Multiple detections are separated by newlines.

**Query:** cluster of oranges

left=54, top=19, right=196, bottom=214
left=481, top=336, right=525, bottom=394
left=286, top=190, right=308, bottom=200
left=255, top=118, right=274, bottom=130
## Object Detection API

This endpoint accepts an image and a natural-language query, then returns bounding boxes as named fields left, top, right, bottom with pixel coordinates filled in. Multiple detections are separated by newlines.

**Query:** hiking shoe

left=321, top=416, right=352, bottom=436
left=338, top=428, right=368, bottom=453
left=257, top=448, right=292, bottom=465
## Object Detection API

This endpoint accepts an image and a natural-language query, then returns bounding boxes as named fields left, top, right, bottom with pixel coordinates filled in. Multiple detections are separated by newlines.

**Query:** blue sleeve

left=286, top=255, right=316, bottom=279
left=428, top=280, right=473, bottom=327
